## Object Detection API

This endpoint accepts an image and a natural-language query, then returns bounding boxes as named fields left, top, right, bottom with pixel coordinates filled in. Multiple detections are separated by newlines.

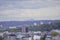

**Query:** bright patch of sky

left=0, top=0, right=60, bottom=21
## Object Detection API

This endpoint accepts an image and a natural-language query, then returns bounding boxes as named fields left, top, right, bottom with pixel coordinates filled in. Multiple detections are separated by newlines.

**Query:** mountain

left=0, top=20, right=60, bottom=28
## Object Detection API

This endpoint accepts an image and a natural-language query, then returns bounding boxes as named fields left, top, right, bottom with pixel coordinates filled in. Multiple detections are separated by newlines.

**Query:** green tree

left=40, top=34, right=46, bottom=40
left=51, top=32, right=58, bottom=36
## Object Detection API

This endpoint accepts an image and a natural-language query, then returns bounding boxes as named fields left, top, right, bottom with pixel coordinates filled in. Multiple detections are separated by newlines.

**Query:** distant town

left=0, top=0, right=60, bottom=40
left=0, top=20, right=60, bottom=40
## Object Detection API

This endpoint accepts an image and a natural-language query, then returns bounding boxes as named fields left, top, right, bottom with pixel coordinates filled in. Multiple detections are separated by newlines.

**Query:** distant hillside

left=0, top=20, right=60, bottom=28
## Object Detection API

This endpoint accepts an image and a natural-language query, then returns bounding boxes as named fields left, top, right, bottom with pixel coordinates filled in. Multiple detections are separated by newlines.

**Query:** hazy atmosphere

left=0, top=0, right=60, bottom=40
left=0, top=0, right=60, bottom=21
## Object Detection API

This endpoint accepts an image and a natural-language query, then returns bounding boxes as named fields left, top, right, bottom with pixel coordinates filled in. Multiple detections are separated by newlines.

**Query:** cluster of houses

left=0, top=25, right=60, bottom=40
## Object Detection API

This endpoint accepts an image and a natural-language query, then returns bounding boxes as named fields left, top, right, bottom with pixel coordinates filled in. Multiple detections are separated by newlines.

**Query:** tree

left=51, top=32, right=58, bottom=36
left=40, top=34, right=46, bottom=40
left=0, top=36, right=3, bottom=40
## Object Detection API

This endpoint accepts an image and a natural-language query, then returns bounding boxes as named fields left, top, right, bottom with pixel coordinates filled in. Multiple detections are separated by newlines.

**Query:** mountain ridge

left=0, top=20, right=60, bottom=28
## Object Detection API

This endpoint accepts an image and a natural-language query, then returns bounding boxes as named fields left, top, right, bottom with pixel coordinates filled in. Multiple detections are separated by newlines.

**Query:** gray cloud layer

left=0, top=0, right=60, bottom=9
left=0, top=0, right=60, bottom=21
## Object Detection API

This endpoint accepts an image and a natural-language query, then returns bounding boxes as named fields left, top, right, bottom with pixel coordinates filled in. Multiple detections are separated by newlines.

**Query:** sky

left=0, top=0, right=60, bottom=21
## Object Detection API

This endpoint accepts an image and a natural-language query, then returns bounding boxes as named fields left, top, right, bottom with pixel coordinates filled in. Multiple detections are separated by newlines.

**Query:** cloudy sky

left=0, top=0, right=60, bottom=21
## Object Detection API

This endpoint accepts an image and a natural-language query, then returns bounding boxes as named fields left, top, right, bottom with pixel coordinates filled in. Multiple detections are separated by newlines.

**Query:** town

left=0, top=0, right=60, bottom=40
left=0, top=22, right=60, bottom=40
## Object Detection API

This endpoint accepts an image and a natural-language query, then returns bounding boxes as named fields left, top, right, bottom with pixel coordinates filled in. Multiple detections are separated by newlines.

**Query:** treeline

left=29, top=23, right=60, bottom=31
left=0, top=23, right=60, bottom=32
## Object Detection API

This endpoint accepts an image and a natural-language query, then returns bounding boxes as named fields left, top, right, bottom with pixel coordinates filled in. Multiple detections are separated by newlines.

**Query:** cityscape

left=0, top=20, right=60, bottom=40
left=0, top=0, right=60, bottom=40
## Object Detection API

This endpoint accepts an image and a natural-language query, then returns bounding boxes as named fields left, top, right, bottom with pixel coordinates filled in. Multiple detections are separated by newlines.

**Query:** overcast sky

left=0, top=0, right=60, bottom=21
